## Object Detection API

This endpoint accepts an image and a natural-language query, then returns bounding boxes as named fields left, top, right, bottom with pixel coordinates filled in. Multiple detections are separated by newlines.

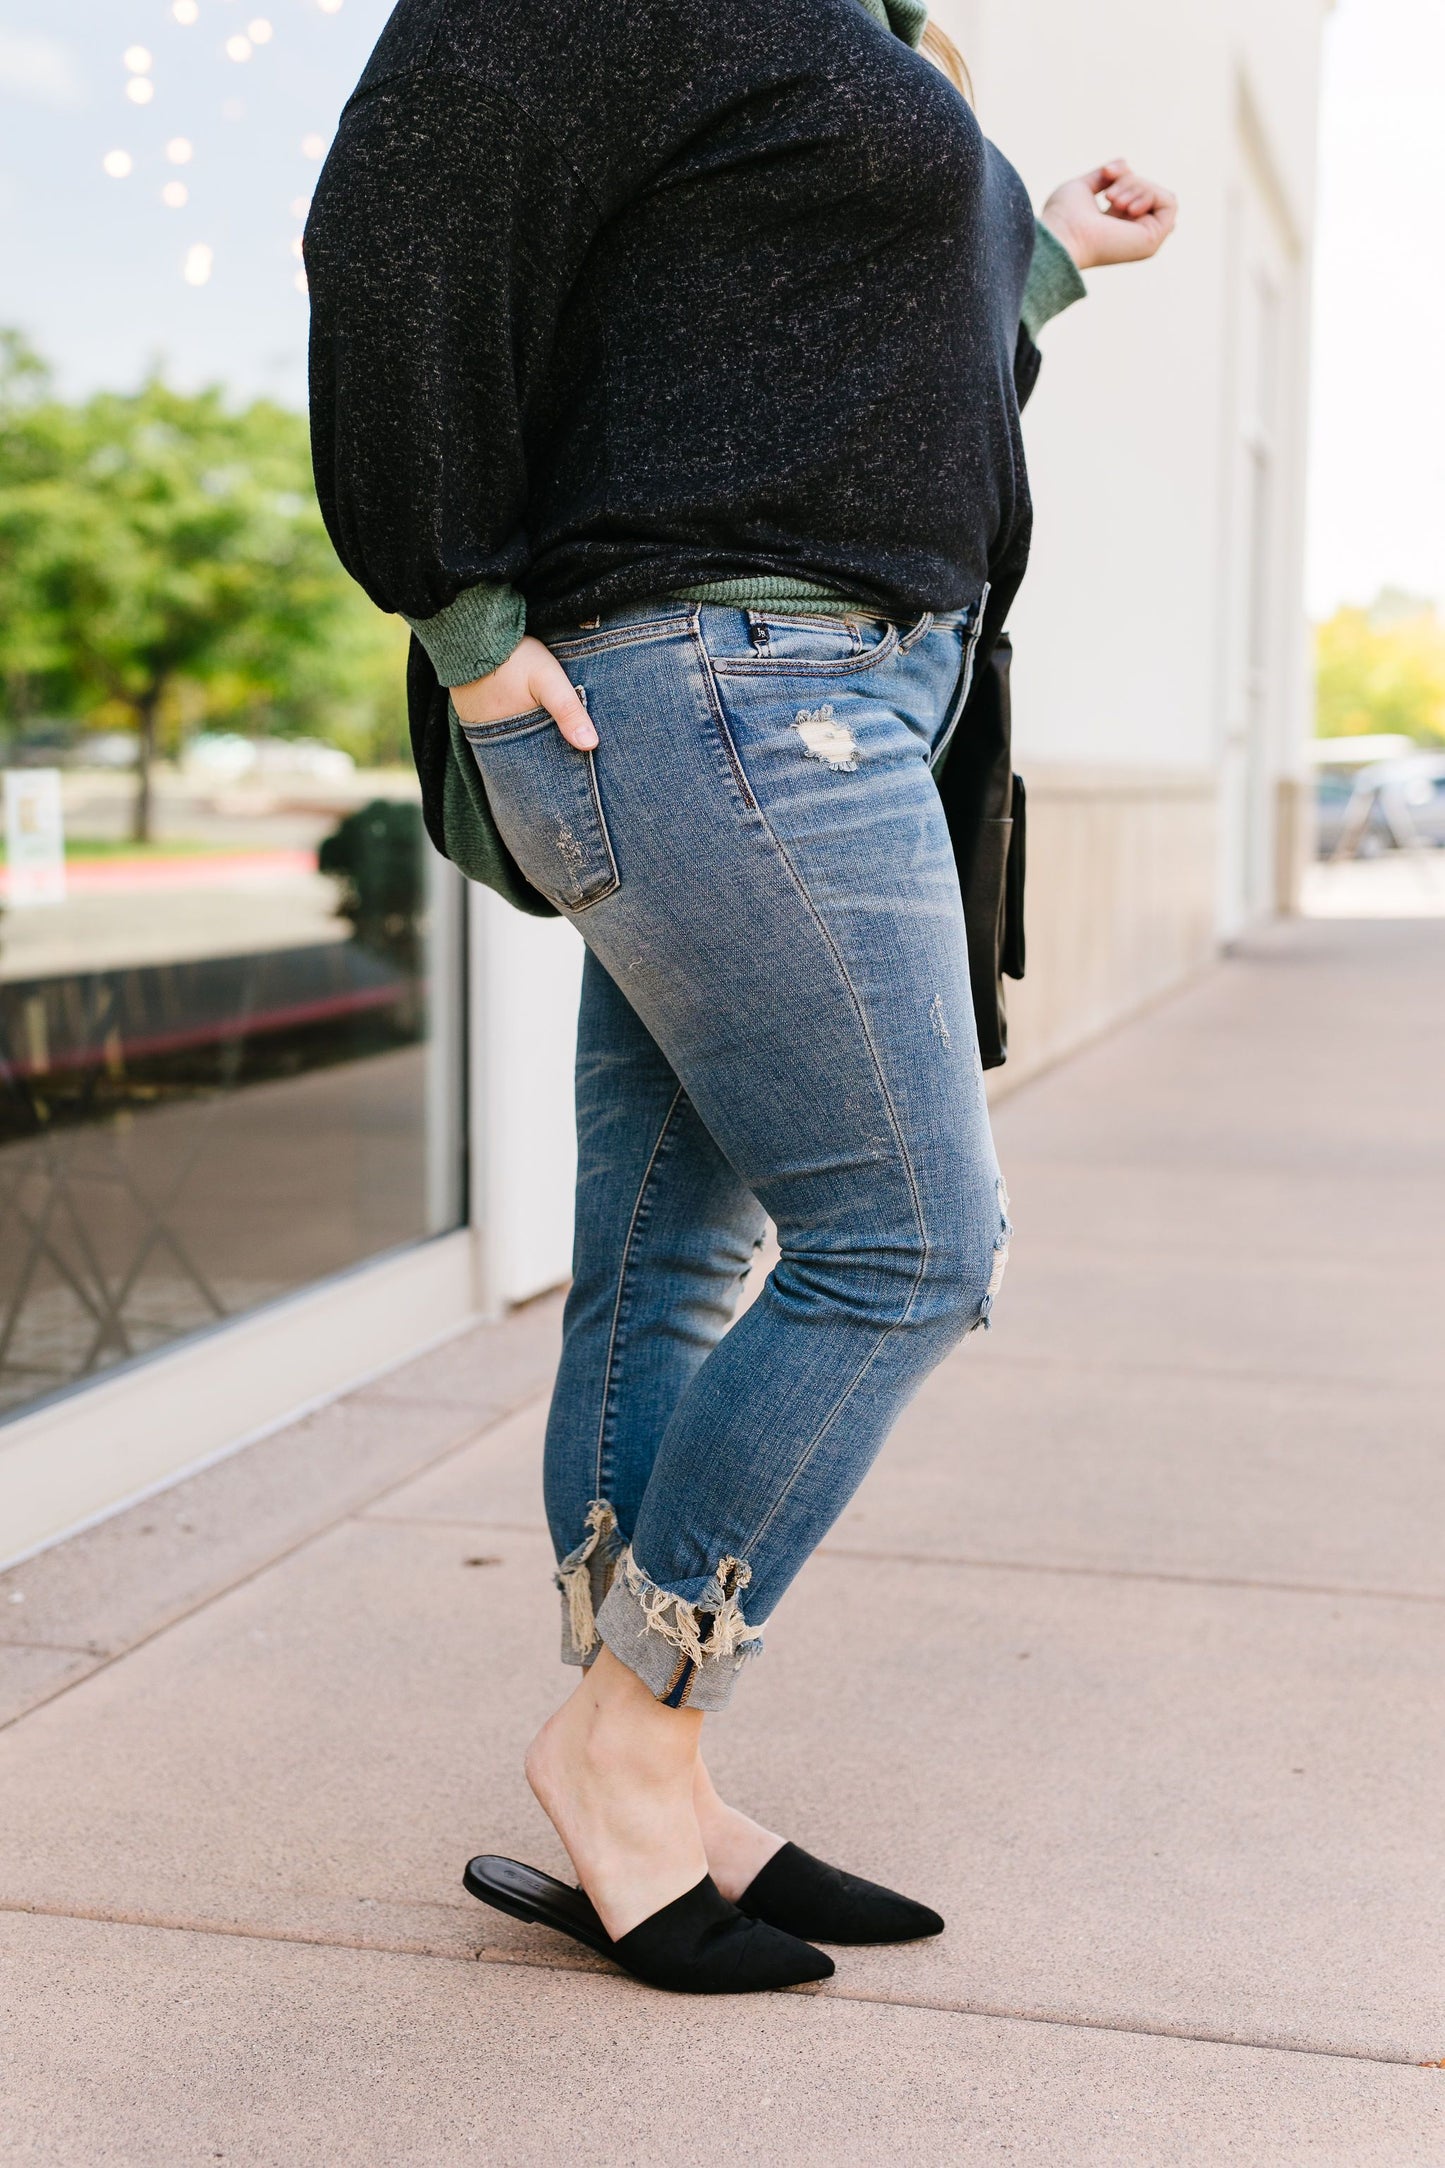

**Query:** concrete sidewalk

left=2, top=914, right=1443, bottom=2165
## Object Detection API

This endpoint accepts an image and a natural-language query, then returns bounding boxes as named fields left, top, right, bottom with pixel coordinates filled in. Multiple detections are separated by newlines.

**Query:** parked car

left=184, top=734, right=357, bottom=783
left=1314, top=751, right=1445, bottom=858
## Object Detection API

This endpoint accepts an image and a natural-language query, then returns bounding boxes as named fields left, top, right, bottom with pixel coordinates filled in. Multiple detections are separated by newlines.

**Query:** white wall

left=932, top=0, right=1326, bottom=880
left=468, top=889, right=584, bottom=1310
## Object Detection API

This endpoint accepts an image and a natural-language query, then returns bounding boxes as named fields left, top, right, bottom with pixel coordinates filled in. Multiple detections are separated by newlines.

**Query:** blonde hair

left=920, top=20, right=973, bottom=106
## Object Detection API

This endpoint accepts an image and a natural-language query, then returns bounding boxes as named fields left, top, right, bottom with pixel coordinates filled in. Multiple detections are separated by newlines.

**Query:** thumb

left=533, top=654, right=598, bottom=750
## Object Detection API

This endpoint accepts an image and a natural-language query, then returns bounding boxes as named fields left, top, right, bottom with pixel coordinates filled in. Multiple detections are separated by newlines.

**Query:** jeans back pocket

left=457, top=706, right=620, bottom=914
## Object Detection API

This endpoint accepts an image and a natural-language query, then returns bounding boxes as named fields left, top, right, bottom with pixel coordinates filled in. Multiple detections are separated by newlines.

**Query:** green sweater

left=403, top=3, right=1086, bottom=691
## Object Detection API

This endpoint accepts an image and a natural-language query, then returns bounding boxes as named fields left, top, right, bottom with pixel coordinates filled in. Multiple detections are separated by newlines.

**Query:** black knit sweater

left=305, top=0, right=1041, bottom=889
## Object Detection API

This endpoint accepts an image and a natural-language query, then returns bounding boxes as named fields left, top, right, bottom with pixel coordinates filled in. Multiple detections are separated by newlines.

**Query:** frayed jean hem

left=555, top=1508, right=763, bottom=1712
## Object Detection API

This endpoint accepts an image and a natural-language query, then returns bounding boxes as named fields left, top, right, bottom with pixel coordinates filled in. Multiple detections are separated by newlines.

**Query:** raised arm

left=1014, top=159, right=1177, bottom=404
left=1039, top=158, right=1178, bottom=273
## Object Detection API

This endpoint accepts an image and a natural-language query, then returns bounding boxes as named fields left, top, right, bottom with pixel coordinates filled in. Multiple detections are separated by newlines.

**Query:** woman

left=306, top=0, right=1175, bottom=1994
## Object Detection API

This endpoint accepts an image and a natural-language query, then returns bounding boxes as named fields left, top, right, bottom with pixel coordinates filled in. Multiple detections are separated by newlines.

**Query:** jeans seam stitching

left=547, top=615, right=694, bottom=660
left=568, top=751, right=621, bottom=913
left=593, top=1084, right=688, bottom=1500
left=689, top=624, right=759, bottom=811
left=744, top=1303, right=919, bottom=1563
left=456, top=707, right=551, bottom=741
left=708, top=623, right=902, bottom=679
left=744, top=610, right=875, bottom=637
left=683, top=685, right=933, bottom=1562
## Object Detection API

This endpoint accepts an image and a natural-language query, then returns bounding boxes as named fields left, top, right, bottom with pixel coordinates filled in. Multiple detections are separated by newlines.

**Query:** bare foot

left=524, top=1646, right=709, bottom=1940
left=693, top=1758, right=785, bottom=1903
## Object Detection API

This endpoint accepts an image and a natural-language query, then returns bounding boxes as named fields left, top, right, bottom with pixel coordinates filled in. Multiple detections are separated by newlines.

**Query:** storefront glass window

left=1, top=0, right=464, bottom=1421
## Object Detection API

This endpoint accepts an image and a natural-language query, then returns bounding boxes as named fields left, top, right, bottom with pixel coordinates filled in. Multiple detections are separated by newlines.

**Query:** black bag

left=935, top=633, right=1027, bottom=1071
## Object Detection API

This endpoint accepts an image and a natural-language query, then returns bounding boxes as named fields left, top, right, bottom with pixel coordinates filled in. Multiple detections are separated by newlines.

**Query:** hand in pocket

left=451, top=635, right=597, bottom=747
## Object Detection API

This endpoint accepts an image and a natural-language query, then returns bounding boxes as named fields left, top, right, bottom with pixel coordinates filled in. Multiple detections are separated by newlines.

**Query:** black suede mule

left=463, top=1855, right=835, bottom=1994
left=736, top=1842, right=945, bottom=1945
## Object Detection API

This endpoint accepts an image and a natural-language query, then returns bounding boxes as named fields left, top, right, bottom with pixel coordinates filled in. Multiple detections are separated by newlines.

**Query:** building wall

left=935, top=0, right=1326, bottom=958
left=989, top=769, right=1218, bottom=1093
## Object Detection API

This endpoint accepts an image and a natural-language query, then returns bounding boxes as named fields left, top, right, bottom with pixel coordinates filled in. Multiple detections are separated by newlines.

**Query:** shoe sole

left=463, top=1854, right=612, bottom=1958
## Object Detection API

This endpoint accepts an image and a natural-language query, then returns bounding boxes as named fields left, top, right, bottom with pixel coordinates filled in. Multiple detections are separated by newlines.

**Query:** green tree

left=1315, top=597, right=1445, bottom=749
left=0, top=333, right=64, bottom=720
left=0, top=335, right=410, bottom=838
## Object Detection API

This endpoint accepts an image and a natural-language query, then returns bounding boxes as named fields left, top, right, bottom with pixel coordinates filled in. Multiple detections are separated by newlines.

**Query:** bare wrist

left=1039, top=206, right=1087, bottom=271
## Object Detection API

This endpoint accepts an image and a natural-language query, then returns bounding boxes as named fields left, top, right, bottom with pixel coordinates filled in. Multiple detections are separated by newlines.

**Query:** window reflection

left=0, top=742, right=463, bottom=1419
left=0, top=0, right=466, bottom=1420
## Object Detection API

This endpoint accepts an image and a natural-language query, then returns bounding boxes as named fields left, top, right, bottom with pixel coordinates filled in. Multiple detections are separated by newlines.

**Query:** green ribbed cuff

left=403, top=581, right=526, bottom=688
left=1022, top=219, right=1088, bottom=342
left=855, top=0, right=928, bottom=48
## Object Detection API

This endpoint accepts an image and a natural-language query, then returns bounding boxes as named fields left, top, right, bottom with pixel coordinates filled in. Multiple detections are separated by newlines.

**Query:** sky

left=0, top=0, right=396, bottom=406
left=0, top=0, right=1437, bottom=620
left=1305, top=0, right=1445, bottom=617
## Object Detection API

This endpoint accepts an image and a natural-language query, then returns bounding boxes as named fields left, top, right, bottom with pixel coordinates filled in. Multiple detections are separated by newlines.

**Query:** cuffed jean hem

left=557, top=1513, right=763, bottom=1712
left=555, top=1500, right=626, bottom=1669
left=597, top=1550, right=764, bottom=1712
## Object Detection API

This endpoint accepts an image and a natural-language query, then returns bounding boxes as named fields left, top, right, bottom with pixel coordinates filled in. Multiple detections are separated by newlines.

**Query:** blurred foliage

left=1315, top=592, right=1445, bottom=748
left=317, top=799, right=425, bottom=969
left=0, top=331, right=410, bottom=835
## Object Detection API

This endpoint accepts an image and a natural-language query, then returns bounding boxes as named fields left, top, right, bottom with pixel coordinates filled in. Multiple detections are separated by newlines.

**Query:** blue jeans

left=460, top=602, right=1010, bottom=1710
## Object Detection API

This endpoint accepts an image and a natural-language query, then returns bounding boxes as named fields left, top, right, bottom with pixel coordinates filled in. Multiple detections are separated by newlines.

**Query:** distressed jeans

left=460, top=602, right=1010, bottom=1710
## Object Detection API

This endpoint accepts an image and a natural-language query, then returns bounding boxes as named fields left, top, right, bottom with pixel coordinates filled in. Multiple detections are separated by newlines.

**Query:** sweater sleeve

left=1021, top=218, right=1087, bottom=341
left=305, top=71, right=605, bottom=685
left=403, top=580, right=527, bottom=690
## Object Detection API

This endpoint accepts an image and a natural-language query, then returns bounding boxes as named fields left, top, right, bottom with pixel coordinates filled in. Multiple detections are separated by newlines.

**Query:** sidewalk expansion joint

left=338, top=1512, right=1445, bottom=1612
left=352, top=1513, right=549, bottom=1536
left=814, top=1545, right=1445, bottom=1608
left=817, top=1984, right=1439, bottom=2069
left=975, top=1348, right=1434, bottom=1400
left=2, top=1900, right=1434, bottom=2072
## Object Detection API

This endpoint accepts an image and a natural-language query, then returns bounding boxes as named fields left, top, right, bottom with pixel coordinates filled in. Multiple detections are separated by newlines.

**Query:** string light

left=97, top=0, right=345, bottom=300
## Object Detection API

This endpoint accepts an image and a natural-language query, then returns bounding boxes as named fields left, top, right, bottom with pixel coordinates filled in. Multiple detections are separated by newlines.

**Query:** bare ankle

left=576, top=1648, right=702, bottom=1769
left=691, top=1759, right=784, bottom=1902
left=522, top=1650, right=709, bottom=1939
left=526, top=1649, right=704, bottom=1821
